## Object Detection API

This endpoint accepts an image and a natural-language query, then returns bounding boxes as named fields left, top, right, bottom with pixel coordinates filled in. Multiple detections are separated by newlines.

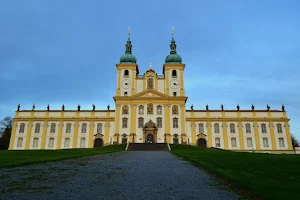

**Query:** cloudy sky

left=1, top=0, right=299, bottom=139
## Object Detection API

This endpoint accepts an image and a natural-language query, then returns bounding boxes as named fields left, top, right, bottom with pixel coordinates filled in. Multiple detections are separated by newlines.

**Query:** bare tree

left=0, top=116, right=13, bottom=150
left=291, top=134, right=300, bottom=149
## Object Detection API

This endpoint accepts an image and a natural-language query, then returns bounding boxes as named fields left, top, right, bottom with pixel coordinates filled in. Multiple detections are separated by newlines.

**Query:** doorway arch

left=94, top=138, right=103, bottom=148
left=197, top=138, right=207, bottom=147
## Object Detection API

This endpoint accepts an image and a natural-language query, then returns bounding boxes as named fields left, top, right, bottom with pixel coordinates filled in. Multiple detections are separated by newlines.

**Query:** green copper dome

left=120, top=38, right=137, bottom=64
left=165, top=38, right=182, bottom=64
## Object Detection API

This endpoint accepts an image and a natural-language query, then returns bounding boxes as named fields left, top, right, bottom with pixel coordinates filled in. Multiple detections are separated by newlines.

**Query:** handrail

left=167, top=143, right=171, bottom=151
left=125, top=142, right=129, bottom=151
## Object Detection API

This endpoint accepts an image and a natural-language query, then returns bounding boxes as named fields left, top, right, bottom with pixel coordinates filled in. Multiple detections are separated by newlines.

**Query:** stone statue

left=77, top=104, right=80, bottom=111
left=282, top=104, right=285, bottom=111
left=32, top=104, right=35, bottom=111
left=221, top=104, right=224, bottom=111
left=62, top=104, right=65, bottom=111
left=191, top=104, right=194, bottom=111
left=92, top=104, right=95, bottom=111
left=17, top=104, right=20, bottom=111
left=237, top=104, right=240, bottom=111
left=147, top=104, right=153, bottom=114
left=147, top=78, right=153, bottom=89
left=206, top=104, right=209, bottom=111
left=267, top=104, right=270, bottom=111
left=172, top=105, right=178, bottom=114
left=107, top=104, right=110, bottom=110
left=251, top=104, right=255, bottom=111
left=47, top=104, right=50, bottom=111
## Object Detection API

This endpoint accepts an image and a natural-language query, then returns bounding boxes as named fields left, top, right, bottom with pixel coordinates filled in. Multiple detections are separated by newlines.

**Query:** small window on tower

left=172, top=70, right=177, bottom=77
left=173, top=92, right=177, bottom=96
left=124, top=92, right=128, bottom=96
left=124, top=70, right=129, bottom=77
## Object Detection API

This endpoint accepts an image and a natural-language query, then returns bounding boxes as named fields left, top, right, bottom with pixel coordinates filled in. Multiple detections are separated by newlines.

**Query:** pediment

left=132, top=89, right=169, bottom=98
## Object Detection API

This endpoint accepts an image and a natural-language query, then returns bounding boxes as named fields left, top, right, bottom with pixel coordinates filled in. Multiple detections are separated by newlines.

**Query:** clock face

left=121, top=79, right=131, bottom=89
left=170, top=79, right=180, bottom=89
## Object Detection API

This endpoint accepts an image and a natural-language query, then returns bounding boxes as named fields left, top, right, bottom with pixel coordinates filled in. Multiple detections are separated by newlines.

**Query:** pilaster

left=88, top=122, right=95, bottom=148
left=24, top=122, right=33, bottom=150
left=222, top=122, right=228, bottom=149
left=206, top=123, right=212, bottom=147
left=56, top=121, right=64, bottom=149
left=284, top=122, right=293, bottom=150
left=269, top=122, right=277, bottom=150
left=191, top=122, right=196, bottom=145
left=130, top=104, right=137, bottom=142
left=72, top=121, right=79, bottom=148
left=237, top=122, right=245, bottom=150
left=253, top=122, right=261, bottom=150
left=40, top=121, right=48, bottom=149
left=8, top=121, right=18, bottom=150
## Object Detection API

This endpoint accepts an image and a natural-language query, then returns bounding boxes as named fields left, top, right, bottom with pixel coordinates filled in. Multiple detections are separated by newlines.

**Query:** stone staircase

left=127, top=143, right=170, bottom=151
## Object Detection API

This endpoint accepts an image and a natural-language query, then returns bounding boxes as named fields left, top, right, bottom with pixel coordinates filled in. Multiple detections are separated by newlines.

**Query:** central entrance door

left=94, top=138, right=103, bottom=148
left=147, top=134, right=154, bottom=143
left=197, top=138, right=207, bottom=147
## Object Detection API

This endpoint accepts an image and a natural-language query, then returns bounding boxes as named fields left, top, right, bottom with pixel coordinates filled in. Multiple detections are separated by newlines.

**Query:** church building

left=8, top=30, right=294, bottom=154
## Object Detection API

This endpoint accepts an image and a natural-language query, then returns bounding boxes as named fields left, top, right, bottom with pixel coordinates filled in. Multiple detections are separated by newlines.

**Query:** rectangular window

left=263, top=138, right=269, bottom=147
left=230, top=125, right=235, bottom=133
left=48, top=138, right=54, bottom=148
left=138, top=118, right=144, bottom=128
left=35, top=123, right=40, bottom=133
left=246, top=124, right=251, bottom=133
left=199, top=124, right=204, bottom=133
left=279, top=138, right=285, bottom=147
left=247, top=138, right=253, bottom=147
left=32, top=138, right=39, bottom=147
left=173, top=118, right=178, bottom=128
left=215, top=138, right=221, bottom=147
left=64, top=138, right=70, bottom=147
left=277, top=124, right=283, bottom=133
left=173, top=92, right=177, bottom=96
left=122, top=118, right=128, bottom=128
left=231, top=138, right=237, bottom=147
left=157, top=118, right=162, bottom=128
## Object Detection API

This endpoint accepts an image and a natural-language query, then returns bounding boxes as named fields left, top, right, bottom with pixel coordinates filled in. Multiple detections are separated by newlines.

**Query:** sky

left=0, top=0, right=300, bottom=139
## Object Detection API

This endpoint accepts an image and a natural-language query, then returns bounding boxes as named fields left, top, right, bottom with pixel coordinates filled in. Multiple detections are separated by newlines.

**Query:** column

left=180, top=104, right=186, bottom=143
left=131, top=69, right=136, bottom=95
left=40, top=121, right=48, bottom=149
left=116, top=70, right=121, bottom=96
left=253, top=122, right=261, bottom=150
left=284, top=122, right=293, bottom=150
left=164, top=104, right=171, bottom=143
left=88, top=121, right=95, bottom=148
left=191, top=122, right=196, bottom=145
left=72, top=121, right=79, bottom=148
left=207, top=123, right=212, bottom=147
left=24, top=121, right=33, bottom=150
left=56, top=121, right=64, bottom=149
left=115, top=105, right=121, bottom=142
left=222, top=122, right=228, bottom=149
left=8, top=121, right=18, bottom=150
left=130, top=104, right=137, bottom=142
left=269, top=122, right=277, bottom=150
left=105, top=122, right=110, bottom=145
left=164, top=71, right=169, bottom=95
left=238, top=122, right=245, bottom=150
left=180, top=69, right=185, bottom=96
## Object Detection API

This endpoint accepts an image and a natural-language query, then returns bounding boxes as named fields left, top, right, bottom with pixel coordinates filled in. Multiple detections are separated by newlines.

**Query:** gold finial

left=172, top=27, right=174, bottom=37
left=128, top=27, right=131, bottom=37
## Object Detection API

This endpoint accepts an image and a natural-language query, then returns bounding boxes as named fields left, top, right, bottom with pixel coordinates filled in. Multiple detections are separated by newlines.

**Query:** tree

left=0, top=116, right=13, bottom=150
left=291, top=134, right=300, bottom=149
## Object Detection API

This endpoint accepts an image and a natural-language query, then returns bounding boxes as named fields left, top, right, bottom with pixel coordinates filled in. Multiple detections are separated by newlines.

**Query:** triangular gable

left=132, top=89, right=170, bottom=98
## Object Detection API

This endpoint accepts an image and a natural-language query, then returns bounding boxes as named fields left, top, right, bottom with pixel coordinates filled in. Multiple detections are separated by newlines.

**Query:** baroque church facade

left=9, top=31, right=294, bottom=154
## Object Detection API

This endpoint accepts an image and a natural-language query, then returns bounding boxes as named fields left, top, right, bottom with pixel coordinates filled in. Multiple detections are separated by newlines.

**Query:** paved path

left=0, top=152, right=240, bottom=200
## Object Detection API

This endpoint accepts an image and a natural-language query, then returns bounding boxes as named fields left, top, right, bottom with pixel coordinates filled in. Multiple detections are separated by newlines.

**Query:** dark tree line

left=0, top=117, right=13, bottom=150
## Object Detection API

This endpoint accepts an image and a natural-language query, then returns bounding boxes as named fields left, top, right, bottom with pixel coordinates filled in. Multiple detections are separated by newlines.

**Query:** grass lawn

left=171, top=145, right=300, bottom=200
left=0, top=144, right=125, bottom=168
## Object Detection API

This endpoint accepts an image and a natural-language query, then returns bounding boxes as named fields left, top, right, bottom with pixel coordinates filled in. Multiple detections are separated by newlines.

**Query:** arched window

left=245, top=123, right=251, bottom=133
left=261, top=123, right=267, bottom=133
left=122, top=105, right=129, bottom=114
left=17, top=137, right=23, bottom=147
left=124, top=70, right=129, bottom=76
left=66, top=123, right=72, bottom=133
left=263, top=137, right=269, bottom=147
left=231, top=138, right=237, bottom=147
left=279, top=138, right=285, bottom=147
left=172, top=70, right=177, bottom=77
left=215, top=137, right=221, bottom=147
left=32, top=137, right=39, bottom=147
left=122, top=118, right=128, bottom=128
left=157, top=117, right=162, bottom=128
left=230, top=123, right=235, bottom=133
left=277, top=123, right=283, bottom=133
left=64, top=138, right=70, bottom=147
left=214, top=123, right=220, bottom=133
left=147, top=104, right=153, bottom=114
left=157, top=105, right=162, bottom=115
left=198, top=123, right=204, bottom=133
left=48, top=138, right=55, bottom=148
left=173, top=118, right=178, bottom=128
left=97, top=123, right=102, bottom=133
left=247, top=138, right=253, bottom=147
left=80, top=137, right=86, bottom=148
left=139, top=105, right=144, bottom=115
left=81, top=123, right=87, bottom=133
left=172, top=105, right=178, bottom=115
left=50, top=123, right=56, bottom=133
left=35, top=123, right=41, bottom=133
left=19, top=123, right=25, bottom=133
left=138, top=117, right=144, bottom=128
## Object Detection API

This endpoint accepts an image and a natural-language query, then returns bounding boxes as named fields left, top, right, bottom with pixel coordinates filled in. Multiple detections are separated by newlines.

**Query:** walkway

left=0, top=151, right=240, bottom=200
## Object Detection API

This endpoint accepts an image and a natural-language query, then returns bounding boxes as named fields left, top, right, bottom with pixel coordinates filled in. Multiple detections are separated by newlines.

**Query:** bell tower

left=163, top=27, right=185, bottom=97
left=116, top=28, right=139, bottom=97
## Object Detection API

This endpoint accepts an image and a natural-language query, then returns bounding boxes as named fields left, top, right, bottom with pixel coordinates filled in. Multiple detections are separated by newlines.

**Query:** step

left=127, top=143, right=169, bottom=151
